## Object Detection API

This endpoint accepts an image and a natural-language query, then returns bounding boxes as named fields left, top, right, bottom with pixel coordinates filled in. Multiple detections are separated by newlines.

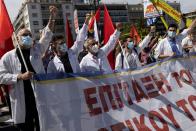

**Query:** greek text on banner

left=34, top=55, right=196, bottom=131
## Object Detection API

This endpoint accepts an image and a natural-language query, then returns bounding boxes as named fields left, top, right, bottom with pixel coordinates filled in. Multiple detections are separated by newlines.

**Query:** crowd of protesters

left=0, top=5, right=196, bottom=131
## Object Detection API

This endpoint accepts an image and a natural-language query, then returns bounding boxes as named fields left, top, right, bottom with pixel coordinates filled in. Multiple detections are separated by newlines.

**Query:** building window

left=66, top=12, right=71, bottom=17
left=41, top=5, right=47, bottom=10
left=32, top=13, right=38, bottom=17
left=31, top=5, right=37, bottom=9
left=34, top=29, right=40, bottom=34
left=65, top=5, right=70, bottom=9
left=33, top=21, right=39, bottom=25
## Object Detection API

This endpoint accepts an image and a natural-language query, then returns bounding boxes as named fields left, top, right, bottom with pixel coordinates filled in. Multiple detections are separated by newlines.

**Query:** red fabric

left=0, top=0, right=14, bottom=58
left=88, top=7, right=100, bottom=32
left=130, top=25, right=141, bottom=45
left=103, top=5, right=115, bottom=69
left=66, top=17, right=74, bottom=48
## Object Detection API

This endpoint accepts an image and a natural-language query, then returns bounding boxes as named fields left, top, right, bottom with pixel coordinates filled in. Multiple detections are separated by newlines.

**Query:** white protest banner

left=34, top=55, right=196, bottom=131
left=143, top=0, right=162, bottom=18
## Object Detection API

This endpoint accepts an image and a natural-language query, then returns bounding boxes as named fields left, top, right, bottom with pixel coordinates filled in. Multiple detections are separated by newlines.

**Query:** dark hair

left=55, top=35, right=64, bottom=40
left=143, top=47, right=151, bottom=53
left=168, top=24, right=178, bottom=30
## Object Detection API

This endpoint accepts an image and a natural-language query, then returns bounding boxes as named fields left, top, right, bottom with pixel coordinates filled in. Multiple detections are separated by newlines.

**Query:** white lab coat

left=80, top=30, right=120, bottom=73
left=181, top=36, right=196, bottom=53
left=0, top=25, right=53, bottom=124
left=47, top=24, right=88, bottom=73
left=115, top=35, right=152, bottom=71
left=115, top=52, right=137, bottom=71
left=154, top=29, right=189, bottom=59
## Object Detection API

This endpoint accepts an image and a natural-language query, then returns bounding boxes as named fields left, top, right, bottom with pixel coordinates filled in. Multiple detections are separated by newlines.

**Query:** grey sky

left=4, top=0, right=196, bottom=21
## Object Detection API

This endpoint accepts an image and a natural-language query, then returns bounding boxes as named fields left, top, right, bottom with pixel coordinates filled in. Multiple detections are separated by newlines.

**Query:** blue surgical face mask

left=127, top=42, right=134, bottom=49
left=59, top=43, right=68, bottom=53
left=168, top=31, right=176, bottom=38
left=21, top=36, right=33, bottom=48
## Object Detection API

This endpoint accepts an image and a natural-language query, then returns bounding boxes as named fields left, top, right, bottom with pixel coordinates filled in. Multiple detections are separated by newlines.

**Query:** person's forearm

left=158, top=55, right=170, bottom=59
left=183, top=45, right=193, bottom=49
left=47, top=15, right=55, bottom=31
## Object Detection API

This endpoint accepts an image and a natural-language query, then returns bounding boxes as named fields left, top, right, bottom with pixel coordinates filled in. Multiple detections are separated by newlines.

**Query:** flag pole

left=150, top=0, right=168, bottom=29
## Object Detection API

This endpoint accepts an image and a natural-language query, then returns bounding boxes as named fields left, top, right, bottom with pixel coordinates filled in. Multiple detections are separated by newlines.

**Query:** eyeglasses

left=168, top=29, right=176, bottom=32
left=21, top=33, right=32, bottom=37
left=91, top=41, right=98, bottom=46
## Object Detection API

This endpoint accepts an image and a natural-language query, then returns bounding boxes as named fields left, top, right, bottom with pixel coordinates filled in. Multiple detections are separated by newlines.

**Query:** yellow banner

left=151, top=0, right=192, bottom=27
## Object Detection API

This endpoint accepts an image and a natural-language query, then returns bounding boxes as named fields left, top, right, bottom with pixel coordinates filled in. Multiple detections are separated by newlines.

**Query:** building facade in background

left=75, top=4, right=129, bottom=26
left=14, top=0, right=73, bottom=40
left=127, top=4, right=144, bottom=24
left=185, top=11, right=196, bottom=20
left=13, top=0, right=181, bottom=40
left=14, top=1, right=129, bottom=40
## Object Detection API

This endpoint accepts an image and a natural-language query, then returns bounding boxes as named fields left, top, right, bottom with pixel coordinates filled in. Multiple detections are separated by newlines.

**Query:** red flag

left=0, top=0, right=14, bottom=58
left=65, top=17, right=74, bottom=48
left=88, top=7, right=100, bottom=32
left=130, top=25, right=141, bottom=45
left=103, top=5, right=115, bottom=69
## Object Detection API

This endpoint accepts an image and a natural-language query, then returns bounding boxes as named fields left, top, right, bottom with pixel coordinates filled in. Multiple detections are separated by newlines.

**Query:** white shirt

left=181, top=36, right=196, bottom=53
left=80, top=30, right=120, bottom=73
left=115, top=51, right=137, bottom=71
left=154, top=29, right=189, bottom=59
left=47, top=24, right=88, bottom=73
left=0, top=25, right=53, bottom=124
left=115, top=35, right=152, bottom=71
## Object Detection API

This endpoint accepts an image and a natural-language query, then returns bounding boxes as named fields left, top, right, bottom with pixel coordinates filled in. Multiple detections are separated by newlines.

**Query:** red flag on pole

left=130, top=25, right=141, bottom=45
left=65, top=17, right=74, bottom=48
left=103, top=5, right=115, bottom=69
left=0, top=0, right=14, bottom=58
left=88, top=7, right=100, bottom=32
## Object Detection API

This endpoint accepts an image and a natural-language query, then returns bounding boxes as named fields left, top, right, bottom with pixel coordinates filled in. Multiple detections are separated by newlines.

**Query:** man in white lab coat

left=0, top=6, right=57, bottom=131
left=181, top=31, right=196, bottom=53
left=155, top=19, right=196, bottom=59
left=80, top=23, right=122, bottom=73
left=115, top=26, right=156, bottom=71
left=47, top=14, right=91, bottom=73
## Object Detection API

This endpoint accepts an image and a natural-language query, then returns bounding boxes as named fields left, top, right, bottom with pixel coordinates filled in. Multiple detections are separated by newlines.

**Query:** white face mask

left=20, top=36, right=33, bottom=48
left=168, top=31, right=176, bottom=38
left=91, top=44, right=99, bottom=53
left=59, top=43, right=68, bottom=53
left=127, top=42, right=134, bottom=49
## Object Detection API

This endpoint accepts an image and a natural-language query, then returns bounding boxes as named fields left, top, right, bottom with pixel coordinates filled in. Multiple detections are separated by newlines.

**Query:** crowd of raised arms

left=0, top=6, right=196, bottom=131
